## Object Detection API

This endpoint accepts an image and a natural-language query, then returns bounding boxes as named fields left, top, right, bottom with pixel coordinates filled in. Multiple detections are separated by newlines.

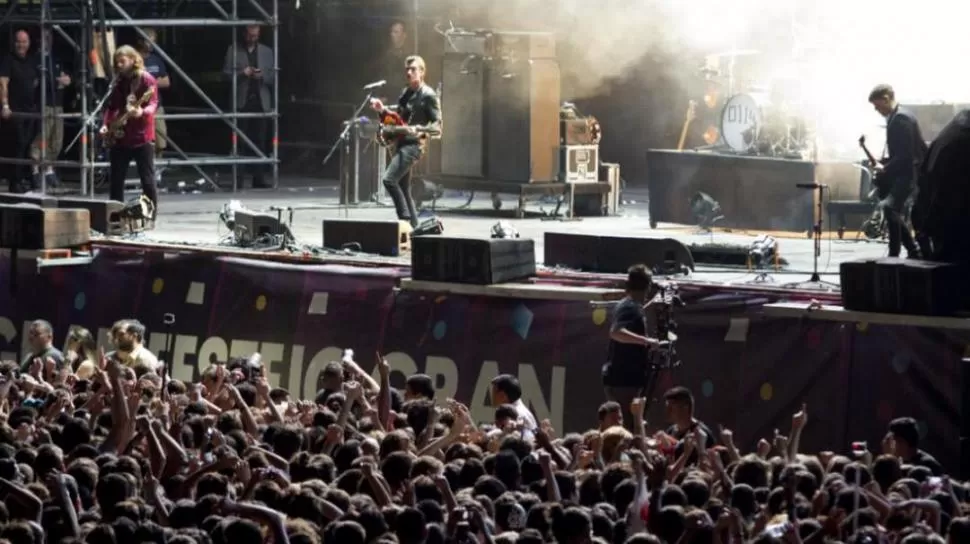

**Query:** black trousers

left=109, top=143, right=158, bottom=216
left=382, top=143, right=422, bottom=226
left=1, top=117, right=38, bottom=191
left=882, top=192, right=918, bottom=257
left=238, top=101, right=268, bottom=186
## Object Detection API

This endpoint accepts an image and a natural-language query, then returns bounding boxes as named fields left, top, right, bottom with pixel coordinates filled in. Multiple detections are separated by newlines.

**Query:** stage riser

left=645, top=150, right=861, bottom=232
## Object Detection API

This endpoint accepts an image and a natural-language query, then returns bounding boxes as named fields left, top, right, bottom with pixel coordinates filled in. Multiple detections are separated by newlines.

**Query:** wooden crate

left=0, top=204, right=90, bottom=249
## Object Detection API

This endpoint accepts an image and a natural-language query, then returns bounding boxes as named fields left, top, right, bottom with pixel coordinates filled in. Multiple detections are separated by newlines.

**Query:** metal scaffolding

left=0, top=0, right=280, bottom=196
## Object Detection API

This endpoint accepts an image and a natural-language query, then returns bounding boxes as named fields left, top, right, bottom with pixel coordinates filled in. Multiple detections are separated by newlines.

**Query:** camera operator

left=603, top=264, right=667, bottom=428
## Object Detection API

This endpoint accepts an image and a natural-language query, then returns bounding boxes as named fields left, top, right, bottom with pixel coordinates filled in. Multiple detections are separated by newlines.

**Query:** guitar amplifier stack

left=440, top=31, right=560, bottom=183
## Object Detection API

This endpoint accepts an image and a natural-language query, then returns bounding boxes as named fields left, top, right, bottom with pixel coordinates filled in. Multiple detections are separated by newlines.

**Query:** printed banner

left=0, top=247, right=962, bottom=466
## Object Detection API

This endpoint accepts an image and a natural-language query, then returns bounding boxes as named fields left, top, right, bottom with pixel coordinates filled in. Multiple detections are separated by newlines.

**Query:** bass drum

left=720, top=93, right=770, bottom=153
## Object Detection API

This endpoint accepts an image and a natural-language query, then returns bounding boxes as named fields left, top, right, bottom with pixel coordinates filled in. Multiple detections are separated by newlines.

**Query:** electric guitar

left=858, top=134, right=890, bottom=198
left=377, top=109, right=440, bottom=151
left=677, top=101, right=697, bottom=151
left=104, top=87, right=155, bottom=147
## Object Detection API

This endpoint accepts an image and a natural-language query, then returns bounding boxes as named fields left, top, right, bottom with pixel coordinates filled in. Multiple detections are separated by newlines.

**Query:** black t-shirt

left=0, top=53, right=40, bottom=110
left=603, top=297, right=648, bottom=386
left=667, top=419, right=717, bottom=464
left=909, top=449, right=944, bottom=476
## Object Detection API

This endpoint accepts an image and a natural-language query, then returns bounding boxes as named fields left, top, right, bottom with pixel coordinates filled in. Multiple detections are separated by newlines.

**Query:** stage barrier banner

left=0, top=249, right=962, bottom=466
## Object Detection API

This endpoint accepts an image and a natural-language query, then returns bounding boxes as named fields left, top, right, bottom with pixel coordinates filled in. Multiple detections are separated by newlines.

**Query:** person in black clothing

left=602, top=264, right=666, bottom=426
left=868, top=84, right=927, bottom=259
left=369, top=55, right=441, bottom=227
left=661, top=386, right=716, bottom=464
left=887, top=417, right=944, bottom=476
left=0, top=30, right=40, bottom=192
left=377, top=20, right=409, bottom=96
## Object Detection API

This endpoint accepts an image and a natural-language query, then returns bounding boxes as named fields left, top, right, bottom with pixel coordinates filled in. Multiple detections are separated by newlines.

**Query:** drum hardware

left=719, top=92, right=809, bottom=157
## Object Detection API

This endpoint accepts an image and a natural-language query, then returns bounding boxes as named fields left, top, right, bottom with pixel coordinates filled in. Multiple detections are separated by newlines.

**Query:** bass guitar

left=858, top=134, right=890, bottom=198
left=103, top=87, right=155, bottom=147
left=377, top=109, right=440, bottom=151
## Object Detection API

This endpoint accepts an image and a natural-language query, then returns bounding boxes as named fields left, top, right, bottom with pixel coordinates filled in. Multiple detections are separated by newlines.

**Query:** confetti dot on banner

left=917, top=420, right=928, bottom=440
left=877, top=399, right=893, bottom=422
left=433, top=320, right=447, bottom=340
left=510, top=304, right=534, bottom=340
left=152, top=278, right=164, bottom=294
left=701, top=379, right=714, bottom=398
left=592, top=308, right=607, bottom=326
left=435, top=296, right=447, bottom=304
left=255, top=295, right=267, bottom=311
left=73, top=292, right=86, bottom=311
left=856, top=322, right=869, bottom=332
left=891, top=353, right=911, bottom=374
left=760, top=383, right=773, bottom=401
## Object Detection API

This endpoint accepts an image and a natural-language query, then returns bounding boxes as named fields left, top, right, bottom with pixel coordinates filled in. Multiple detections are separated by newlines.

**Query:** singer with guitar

left=99, top=45, right=159, bottom=219
left=866, top=84, right=927, bottom=259
left=369, top=55, right=441, bottom=229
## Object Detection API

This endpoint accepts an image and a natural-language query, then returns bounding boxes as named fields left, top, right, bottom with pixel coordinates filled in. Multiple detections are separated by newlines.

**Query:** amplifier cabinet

left=411, top=236, right=536, bottom=285
left=323, top=219, right=412, bottom=257
left=559, top=145, right=599, bottom=183
left=485, top=59, right=560, bottom=182
left=600, top=162, right=621, bottom=215
left=0, top=204, right=90, bottom=249
left=441, top=53, right=486, bottom=178
left=0, top=193, right=56, bottom=208
left=489, top=31, right=556, bottom=60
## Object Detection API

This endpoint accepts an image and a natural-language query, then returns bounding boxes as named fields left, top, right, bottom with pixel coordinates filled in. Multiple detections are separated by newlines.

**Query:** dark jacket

left=394, top=83, right=442, bottom=147
left=880, top=107, right=928, bottom=198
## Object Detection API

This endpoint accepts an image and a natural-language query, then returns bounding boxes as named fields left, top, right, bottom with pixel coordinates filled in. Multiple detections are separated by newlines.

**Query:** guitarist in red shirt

left=369, top=55, right=441, bottom=229
left=99, top=45, right=160, bottom=220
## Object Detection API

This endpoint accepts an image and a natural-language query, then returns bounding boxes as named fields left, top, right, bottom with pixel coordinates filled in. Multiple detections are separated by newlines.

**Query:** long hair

left=113, top=44, right=144, bottom=75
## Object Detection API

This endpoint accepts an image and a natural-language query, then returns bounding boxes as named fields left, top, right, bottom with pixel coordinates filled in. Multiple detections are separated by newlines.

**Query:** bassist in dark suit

left=867, top=84, right=927, bottom=258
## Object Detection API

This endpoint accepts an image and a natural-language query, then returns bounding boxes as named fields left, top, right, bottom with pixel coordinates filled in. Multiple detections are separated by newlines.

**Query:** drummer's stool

left=827, top=200, right=875, bottom=238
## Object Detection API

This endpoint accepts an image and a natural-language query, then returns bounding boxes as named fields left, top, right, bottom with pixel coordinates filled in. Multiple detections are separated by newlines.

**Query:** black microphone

left=362, top=80, right=386, bottom=90
left=795, top=183, right=828, bottom=189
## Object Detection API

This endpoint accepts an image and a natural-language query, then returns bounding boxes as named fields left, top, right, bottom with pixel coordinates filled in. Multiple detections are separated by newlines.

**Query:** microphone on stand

left=362, top=80, right=387, bottom=91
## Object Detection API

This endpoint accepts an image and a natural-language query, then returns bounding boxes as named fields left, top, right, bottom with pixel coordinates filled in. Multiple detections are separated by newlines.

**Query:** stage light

left=490, top=221, right=519, bottom=239
left=219, top=199, right=245, bottom=230
left=118, top=195, right=155, bottom=221
left=704, top=93, right=718, bottom=109
left=748, top=234, right=778, bottom=267
left=690, top=191, right=723, bottom=230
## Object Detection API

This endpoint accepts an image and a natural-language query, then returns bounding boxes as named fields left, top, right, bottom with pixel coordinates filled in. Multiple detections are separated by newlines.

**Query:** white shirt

left=514, top=399, right=538, bottom=431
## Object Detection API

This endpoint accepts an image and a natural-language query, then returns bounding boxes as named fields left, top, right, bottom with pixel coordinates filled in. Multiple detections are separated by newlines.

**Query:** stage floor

left=141, top=180, right=889, bottom=286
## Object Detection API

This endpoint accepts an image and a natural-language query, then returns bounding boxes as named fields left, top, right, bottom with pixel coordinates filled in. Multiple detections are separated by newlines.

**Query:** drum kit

left=702, top=49, right=812, bottom=158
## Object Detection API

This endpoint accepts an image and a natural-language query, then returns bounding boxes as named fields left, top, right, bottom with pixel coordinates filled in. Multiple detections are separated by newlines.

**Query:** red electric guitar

left=377, top=109, right=440, bottom=152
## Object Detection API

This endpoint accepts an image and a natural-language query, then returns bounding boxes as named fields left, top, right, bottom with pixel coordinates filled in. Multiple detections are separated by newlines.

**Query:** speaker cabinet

left=485, top=59, right=560, bottom=183
left=440, top=54, right=486, bottom=178
left=411, top=236, right=536, bottom=285
left=322, top=219, right=412, bottom=257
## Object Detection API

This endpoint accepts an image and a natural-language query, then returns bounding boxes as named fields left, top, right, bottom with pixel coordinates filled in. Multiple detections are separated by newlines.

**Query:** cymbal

left=711, top=49, right=761, bottom=57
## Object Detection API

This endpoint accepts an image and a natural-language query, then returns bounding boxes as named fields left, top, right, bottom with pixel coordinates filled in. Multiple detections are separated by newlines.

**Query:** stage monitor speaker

left=411, top=236, right=536, bottom=285
left=56, top=197, right=124, bottom=235
left=0, top=193, right=57, bottom=208
left=544, top=232, right=695, bottom=274
left=322, top=219, right=412, bottom=256
left=440, top=54, right=485, bottom=178
left=485, top=59, right=560, bottom=182
left=233, top=210, right=289, bottom=245
left=842, top=257, right=968, bottom=316
left=0, top=204, right=90, bottom=249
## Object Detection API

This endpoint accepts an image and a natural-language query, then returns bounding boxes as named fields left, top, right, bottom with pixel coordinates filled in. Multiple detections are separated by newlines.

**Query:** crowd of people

left=0, top=318, right=960, bottom=544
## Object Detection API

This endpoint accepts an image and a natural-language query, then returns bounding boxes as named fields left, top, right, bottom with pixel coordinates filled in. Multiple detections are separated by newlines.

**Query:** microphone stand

left=64, top=75, right=116, bottom=155
left=322, top=90, right=374, bottom=167
left=786, top=183, right=840, bottom=290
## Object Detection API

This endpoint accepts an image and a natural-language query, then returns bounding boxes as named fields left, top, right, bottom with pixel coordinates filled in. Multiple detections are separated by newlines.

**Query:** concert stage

left=6, top=184, right=958, bottom=465
left=645, top=149, right=867, bottom=233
